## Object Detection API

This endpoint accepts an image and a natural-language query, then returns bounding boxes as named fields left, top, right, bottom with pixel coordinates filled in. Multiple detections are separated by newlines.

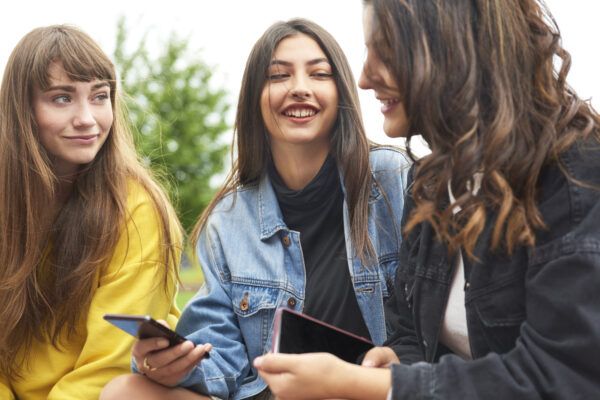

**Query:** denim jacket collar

left=257, top=173, right=288, bottom=240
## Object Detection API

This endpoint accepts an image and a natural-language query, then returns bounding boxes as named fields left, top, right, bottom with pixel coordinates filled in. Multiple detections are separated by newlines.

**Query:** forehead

left=362, top=5, right=375, bottom=44
left=271, top=33, right=328, bottom=63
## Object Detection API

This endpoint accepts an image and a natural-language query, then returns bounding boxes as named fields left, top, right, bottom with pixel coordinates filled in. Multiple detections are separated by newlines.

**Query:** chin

left=383, top=121, right=409, bottom=138
left=383, top=128, right=403, bottom=138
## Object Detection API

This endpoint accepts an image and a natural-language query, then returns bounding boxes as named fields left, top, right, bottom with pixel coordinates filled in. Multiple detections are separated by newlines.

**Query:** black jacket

left=386, top=138, right=600, bottom=399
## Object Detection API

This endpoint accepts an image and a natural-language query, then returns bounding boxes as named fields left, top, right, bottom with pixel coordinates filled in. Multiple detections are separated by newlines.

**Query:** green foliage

left=113, top=17, right=230, bottom=232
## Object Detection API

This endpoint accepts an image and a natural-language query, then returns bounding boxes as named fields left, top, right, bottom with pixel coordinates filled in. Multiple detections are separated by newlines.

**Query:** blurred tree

left=113, top=17, right=230, bottom=233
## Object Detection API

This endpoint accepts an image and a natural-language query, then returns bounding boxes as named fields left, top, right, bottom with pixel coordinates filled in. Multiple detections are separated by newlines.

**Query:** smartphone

left=271, top=307, right=374, bottom=364
left=103, top=313, right=188, bottom=347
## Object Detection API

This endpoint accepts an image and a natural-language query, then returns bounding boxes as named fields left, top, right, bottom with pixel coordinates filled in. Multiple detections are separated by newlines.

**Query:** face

left=32, top=61, right=113, bottom=177
left=358, top=6, right=409, bottom=138
left=260, top=34, right=338, bottom=154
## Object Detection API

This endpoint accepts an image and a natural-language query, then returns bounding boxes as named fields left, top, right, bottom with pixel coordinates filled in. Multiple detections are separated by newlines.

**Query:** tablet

left=271, top=307, right=373, bottom=364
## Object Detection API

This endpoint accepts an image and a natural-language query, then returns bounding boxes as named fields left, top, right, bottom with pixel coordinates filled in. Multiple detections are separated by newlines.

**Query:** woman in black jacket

left=254, top=0, right=600, bottom=399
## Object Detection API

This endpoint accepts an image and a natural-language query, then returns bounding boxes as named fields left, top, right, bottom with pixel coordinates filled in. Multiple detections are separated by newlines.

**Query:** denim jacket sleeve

left=175, top=225, right=251, bottom=399
left=389, top=146, right=600, bottom=399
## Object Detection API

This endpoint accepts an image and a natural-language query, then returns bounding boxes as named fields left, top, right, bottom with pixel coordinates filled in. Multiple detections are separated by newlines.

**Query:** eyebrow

left=44, top=82, right=110, bottom=92
left=269, top=58, right=331, bottom=67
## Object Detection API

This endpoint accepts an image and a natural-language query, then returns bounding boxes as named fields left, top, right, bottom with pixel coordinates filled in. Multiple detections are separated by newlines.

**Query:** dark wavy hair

left=364, top=0, right=600, bottom=257
left=191, top=18, right=375, bottom=260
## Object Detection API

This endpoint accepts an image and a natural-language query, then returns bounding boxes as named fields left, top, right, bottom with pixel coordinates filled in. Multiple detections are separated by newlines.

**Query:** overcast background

left=2, top=0, right=598, bottom=153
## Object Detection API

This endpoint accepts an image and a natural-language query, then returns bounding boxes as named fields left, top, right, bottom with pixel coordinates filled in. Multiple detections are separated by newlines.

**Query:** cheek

left=35, top=116, right=61, bottom=147
left=260, top=86, right=281, bottom=133
left=260, top=88, right=271, bottom=118
left=98, top=107, right=114, bottom=131
left=320, top=83, right=339, bottom=118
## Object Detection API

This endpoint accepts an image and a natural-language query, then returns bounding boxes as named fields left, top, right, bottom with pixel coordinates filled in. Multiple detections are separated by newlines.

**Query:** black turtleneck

left=268, top=155, right=371, bottom=340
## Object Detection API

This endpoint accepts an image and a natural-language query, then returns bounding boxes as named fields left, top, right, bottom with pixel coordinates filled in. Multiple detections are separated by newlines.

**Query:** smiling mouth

left=378, top=98, right=400, bottom=113
left=379, top=98, right=400, bottom=106
left=282, top=106, right=319, bottom=119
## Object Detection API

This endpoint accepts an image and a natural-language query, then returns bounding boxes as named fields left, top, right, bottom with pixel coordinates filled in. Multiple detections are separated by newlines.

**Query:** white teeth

left=284, top=108, right=316, bottom=118
left=381, top=98, right=399, bottom=106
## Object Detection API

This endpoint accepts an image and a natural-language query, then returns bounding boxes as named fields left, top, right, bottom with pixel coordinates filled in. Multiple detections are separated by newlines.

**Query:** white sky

left=1, top=0, right=598, bottom=153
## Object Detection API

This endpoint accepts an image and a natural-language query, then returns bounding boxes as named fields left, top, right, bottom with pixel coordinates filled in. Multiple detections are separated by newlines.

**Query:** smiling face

left=32, top=61, right=113, bottom=177
left=358, top=5, right=409, bottom=138
left=260, top=33, right=338, bottom=156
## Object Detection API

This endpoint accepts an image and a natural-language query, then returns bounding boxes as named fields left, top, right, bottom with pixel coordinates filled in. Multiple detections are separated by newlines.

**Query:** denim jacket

left=176, top=147, right=410, bottom=399
left=387, top=138, right=600, bottom=399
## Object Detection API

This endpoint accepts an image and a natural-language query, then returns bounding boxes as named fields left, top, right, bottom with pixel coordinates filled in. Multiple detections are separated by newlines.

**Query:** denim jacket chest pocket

left=230, top=284, right=281, bottom=365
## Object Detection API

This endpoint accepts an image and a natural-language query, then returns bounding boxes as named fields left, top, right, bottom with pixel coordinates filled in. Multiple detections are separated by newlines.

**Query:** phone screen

left=103, top=314, right=187, bottom=347
left=272, top=308, right=373, bottom=364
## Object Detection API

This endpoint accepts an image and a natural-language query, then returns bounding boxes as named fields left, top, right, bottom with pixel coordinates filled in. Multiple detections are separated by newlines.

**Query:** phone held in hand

left=271, top=307, right=374, bottom=364
left=103, top=313, right=188, bottom=347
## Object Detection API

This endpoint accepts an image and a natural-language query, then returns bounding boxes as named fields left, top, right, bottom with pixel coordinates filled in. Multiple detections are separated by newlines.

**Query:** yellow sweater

left=0, top=183, right=181, bottom=400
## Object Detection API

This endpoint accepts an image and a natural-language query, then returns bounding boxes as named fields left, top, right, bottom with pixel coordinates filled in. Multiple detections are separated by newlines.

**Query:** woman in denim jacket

left=101, top=18, right=410, bottom=400
left=254, top=1, right=600, bottom=399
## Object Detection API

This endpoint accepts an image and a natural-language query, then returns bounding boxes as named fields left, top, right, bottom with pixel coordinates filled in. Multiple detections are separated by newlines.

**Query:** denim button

left=287, top=297, right=296, bottom=308
left=240, top=294, right=249, bottom=311
left=282, top=235, right=291, bottom=247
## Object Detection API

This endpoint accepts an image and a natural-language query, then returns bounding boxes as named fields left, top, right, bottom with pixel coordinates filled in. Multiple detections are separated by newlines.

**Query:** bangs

left=29, top=26, right=115, bottom=90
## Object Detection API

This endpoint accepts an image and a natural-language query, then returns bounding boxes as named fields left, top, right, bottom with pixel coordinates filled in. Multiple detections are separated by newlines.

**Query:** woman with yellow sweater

left=0, top=25, right=181, bottom=399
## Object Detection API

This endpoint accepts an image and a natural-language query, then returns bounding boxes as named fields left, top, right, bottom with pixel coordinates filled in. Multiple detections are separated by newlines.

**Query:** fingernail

left=363, top=360, right=374, bottom=367
left=157, top=339, right=169, bottom=348
left=253, top=356, right=263, bottom=367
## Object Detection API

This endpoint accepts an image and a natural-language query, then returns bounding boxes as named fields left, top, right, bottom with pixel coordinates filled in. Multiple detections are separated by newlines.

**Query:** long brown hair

left=191, top=19, right=374, bottom=260
left=365, top=0, right=600, bottom=257
left=0, top=25, right=182, bottom=379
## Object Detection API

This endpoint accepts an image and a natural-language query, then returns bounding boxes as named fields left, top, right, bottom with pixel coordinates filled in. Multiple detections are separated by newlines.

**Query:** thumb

left=361, top=346, right=397, bottom=368
left=254, top=353, right=296, bottom=373
left=156, top=319, right=170, bottom=328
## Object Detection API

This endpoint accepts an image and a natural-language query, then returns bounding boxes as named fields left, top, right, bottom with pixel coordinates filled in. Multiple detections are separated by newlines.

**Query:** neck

left=271, top=142, right=330, bottom=190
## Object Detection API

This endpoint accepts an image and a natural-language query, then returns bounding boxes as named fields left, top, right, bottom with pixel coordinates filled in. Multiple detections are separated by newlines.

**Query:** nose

left=289, top=75, right=311, bottom=100
left=358, top=64, right=372, bottom=90
left=73, top=102, right=96, bottom=128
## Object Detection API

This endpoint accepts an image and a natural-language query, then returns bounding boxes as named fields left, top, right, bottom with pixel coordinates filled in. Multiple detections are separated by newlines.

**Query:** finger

left=257, top=370, right=290, bottom=399
left=156, top=319, right=170, bottom=328
left=146, top=343, right=210, bottom=384
left=254, top=353, right=298, bottom=373
left=147, top=340, right=196, bottom=368
left=361, top=346, right=398, bottom=368
left=132, top=337, right=170, bottom=360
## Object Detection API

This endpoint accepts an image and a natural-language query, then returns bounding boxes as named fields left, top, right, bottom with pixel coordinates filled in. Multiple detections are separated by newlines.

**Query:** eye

left=312, top=72, right=333, bottom=79
left=52, top=95, right=71, bottom=104
left=268, top=73, right=289, bottom=81
left=93, top=92, right=110, bottom=103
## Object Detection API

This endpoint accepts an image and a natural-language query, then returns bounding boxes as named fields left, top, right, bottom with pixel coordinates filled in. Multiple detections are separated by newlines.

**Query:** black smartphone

left=103, top=313, right=188, bottom=347
left=271, top=307, right=374, bottom=364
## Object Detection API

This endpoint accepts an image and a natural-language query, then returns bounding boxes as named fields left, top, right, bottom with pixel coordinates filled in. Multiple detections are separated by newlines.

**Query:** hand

left=132, top=320, right=212, bottom=387
left=361, top=346, right=400, bottom=368
left=254, top=352, right=351, bottom=400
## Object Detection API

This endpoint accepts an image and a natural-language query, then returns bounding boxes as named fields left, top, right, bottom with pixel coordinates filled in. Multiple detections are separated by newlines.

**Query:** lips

left=66, top=134, right=99, bottom=140
left=64, top=134, right=100, bottom=144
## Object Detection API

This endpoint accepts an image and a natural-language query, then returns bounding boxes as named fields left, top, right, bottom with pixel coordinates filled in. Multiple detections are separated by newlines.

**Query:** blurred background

left=2, top=1, right=598, bottom=306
